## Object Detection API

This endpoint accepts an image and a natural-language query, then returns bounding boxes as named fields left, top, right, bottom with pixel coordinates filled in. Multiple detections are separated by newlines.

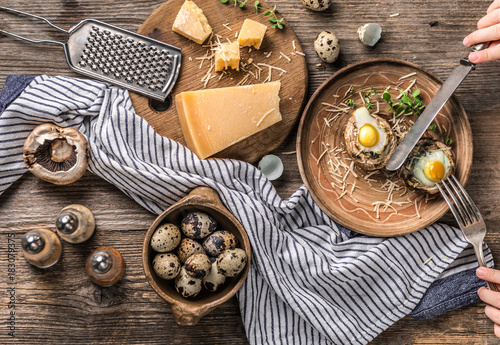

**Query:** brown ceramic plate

left=296, top=58, right=472, bottom=237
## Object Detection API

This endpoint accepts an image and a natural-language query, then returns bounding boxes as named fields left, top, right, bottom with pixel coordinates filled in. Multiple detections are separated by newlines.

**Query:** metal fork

left=436, top=175, right=499, bottom=292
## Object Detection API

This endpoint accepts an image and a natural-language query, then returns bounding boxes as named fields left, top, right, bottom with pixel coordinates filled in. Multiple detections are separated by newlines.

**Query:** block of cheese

left=172, top=0, right=212, bottom=44
left=175, top=81, right=282, bottom=159
left=237, top=19, right=267, bottom=49
left=214, top=41, right=240, bottom=72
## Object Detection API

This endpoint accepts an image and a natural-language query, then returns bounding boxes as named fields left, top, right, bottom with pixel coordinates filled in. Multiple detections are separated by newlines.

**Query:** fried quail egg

left=399, top=138, right=454, bottom=194
left=344, top=107, right=396, bottom=170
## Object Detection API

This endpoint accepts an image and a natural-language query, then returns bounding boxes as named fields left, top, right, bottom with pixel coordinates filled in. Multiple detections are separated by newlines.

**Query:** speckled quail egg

left=176, top=238, right=206, bottom=263
left=203, top=230, right=239, bottom=257
left=301, top=0, right=331, bottom=11
left=203, top=258, right=226, bottom=292
left=152, top=253, right=181, bottom=280
left=181, top=212, right=217, bottom=239
left=314, top=31, right=340, bottom=63
left=344, top=106, right=397, bottom=170
left=399, top=138, right=454, bottom=194
left=184, top=253, right=212, bottom=279
left=175, top=267, right=202, bottom=298
left=217, top=248, right=248, bottom=277
left=150, top=223, right=181, bottom=253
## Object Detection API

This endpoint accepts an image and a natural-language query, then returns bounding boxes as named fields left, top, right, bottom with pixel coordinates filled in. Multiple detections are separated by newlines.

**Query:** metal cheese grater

left=0, top=7, right=182, bottom=101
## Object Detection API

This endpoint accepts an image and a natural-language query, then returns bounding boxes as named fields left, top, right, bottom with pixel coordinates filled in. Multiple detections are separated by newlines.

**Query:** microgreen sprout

left=382, top=89, right=425, bottom=116
left=346, top=99, right=355, bottom=107
left=219, top=0, right=285, bottom=29
left=429, top=124, right=437, bottom=132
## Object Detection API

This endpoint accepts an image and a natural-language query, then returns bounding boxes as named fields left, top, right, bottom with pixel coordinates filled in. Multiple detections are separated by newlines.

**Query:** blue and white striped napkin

left=0, top=75, right=494, bottom=345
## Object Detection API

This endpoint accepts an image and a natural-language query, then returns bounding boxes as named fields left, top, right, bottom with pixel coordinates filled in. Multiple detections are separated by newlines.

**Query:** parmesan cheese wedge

left=175, top=82, right=282, bottom=159
left=215, top=41, right=240, bottom=72
left=172, top=0, right=212, bottom=45
left=238, top=19, right=267, bottom=49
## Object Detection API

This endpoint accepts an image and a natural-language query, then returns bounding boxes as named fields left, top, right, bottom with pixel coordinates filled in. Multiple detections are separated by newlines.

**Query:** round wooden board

left=297, top=58, right=473, bottom=237
left=130, top=0, right=308, bottom=163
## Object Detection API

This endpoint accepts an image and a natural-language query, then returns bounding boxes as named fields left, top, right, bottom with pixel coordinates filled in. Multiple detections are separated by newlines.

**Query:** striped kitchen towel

left=0, top=75, right=494, bottom=345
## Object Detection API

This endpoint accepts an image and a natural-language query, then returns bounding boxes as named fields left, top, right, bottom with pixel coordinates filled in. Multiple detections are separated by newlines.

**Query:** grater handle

left=0, top=6, right=67, bottom=46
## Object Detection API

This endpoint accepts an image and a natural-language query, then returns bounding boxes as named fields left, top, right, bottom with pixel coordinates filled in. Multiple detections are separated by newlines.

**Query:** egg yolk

left=423, top=160, right=445, bottom=182
left=358, top=124, right=379, bottom=148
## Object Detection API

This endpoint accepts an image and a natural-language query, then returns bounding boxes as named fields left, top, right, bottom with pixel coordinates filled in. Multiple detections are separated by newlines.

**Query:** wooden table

left=0, top=0, right=499, bottom=343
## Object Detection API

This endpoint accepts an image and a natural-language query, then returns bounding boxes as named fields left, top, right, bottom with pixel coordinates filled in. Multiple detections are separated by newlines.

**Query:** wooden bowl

left=296, top=58, right=473, bottom=236
left=142, top=187, right=251, bottom=325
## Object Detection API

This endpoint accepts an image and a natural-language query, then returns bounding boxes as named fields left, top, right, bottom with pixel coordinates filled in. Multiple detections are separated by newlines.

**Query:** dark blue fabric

left=0, top=75, right=35, bottom=114
left=410, top=267, right=485, bottom=319
left=0, top=74, right=485, bottom=323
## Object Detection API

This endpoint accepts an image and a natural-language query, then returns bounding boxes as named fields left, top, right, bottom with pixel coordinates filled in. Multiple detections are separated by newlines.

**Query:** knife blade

left=385, top=59, right=475, bottom=171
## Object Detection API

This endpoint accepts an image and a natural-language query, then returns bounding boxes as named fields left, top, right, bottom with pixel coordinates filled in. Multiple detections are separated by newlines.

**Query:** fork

left=436, top=175, right=499, bottom=292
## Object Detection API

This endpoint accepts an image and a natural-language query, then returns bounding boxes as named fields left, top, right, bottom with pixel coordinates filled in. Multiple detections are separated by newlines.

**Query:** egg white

left=353, top=107, right=387, bottom=154
left=413, top=150, right=451, bottom=186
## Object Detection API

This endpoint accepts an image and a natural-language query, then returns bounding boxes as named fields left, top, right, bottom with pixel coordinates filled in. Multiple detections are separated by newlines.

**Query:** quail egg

left=176, top=238, right=206, bottom=263
left=150, top=223, right=182, bottom=253
left=217, top=248, right=248, bottom=277
left=184, top=253, right=212, bottom=279
left=344, top=106, right=397, bottom=170
left=152, top=253, right=181, bottom=280
left=203, top=230, right=239, bottom=257
left=399, top=138, right=454, bottom=194
left=181, top=212, right=217, bottom=239
left=175, top=267, right=202, bottom=298
left=301, top=0, right=331, bottom=11
left=314, top=31, right=340, bottom=63
left=203, top=258, right=226, bottom=292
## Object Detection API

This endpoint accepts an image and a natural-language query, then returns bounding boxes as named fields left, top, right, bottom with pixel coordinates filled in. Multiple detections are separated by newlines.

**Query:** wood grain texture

left=0, top=0, right=500, bottom=344
left=130, top=0, right=308, bottom=163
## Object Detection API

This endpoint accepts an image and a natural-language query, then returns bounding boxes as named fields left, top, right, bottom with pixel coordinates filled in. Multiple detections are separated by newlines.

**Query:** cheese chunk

left=214, top=41, right=240, bottom=72
left=176, top=81, right=282, bottom=159
left=237, top=19, right=267, bottom=49
left=172, top=0, right=212, bottom=44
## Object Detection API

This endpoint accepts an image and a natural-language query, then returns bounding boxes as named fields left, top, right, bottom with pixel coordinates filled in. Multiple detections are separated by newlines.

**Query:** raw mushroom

left=314, top=31, right=340, bottom=63
left=23, top=123, right=89, bottom=185
left=301, top=0, right=331, bottom=11
left=357, top=23, right=382, bottom=47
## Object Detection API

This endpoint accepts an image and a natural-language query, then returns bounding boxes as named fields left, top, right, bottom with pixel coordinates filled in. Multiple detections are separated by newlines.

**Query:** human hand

left=477, top=267, right=500, bottom=337
left=463, top=0, right=500, bottom=63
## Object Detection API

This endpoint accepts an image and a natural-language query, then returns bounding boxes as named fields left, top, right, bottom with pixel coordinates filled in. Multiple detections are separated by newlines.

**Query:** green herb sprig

left=219, top=0, right=285, bottom=29
left=382, top=89, right=425, bottom=116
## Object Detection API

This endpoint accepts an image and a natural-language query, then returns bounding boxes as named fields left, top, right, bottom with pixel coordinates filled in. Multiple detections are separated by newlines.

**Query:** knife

left=385, top=42, right=490, bottom=171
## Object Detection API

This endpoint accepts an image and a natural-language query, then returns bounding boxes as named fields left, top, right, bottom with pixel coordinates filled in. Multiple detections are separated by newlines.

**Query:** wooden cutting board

left=130, top=0, right=308, bottom=163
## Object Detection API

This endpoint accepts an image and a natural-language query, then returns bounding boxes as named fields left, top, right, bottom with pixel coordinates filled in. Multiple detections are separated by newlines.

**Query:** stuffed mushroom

left=399, top=138, right=454, bottom=194
left=344, top=107, right=396, bottom=170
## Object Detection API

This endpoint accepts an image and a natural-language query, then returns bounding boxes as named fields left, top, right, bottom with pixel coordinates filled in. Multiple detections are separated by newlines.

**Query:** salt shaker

left=21, top=229, right=62, bottom=268
left=86, top=247, right=125, bottom=287
left=55, top=204, right=95, bottom=244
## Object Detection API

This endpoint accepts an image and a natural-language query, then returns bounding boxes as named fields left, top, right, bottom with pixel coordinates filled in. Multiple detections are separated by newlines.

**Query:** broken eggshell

left=358, top=23, right=382, bottom=47
left=23, top=123, right=89, bottom=185
left=314, top=31, right=340, bottom=63
left=258, top=154, right=284, bottom=181
left=301, top=0, right=331, bottom=11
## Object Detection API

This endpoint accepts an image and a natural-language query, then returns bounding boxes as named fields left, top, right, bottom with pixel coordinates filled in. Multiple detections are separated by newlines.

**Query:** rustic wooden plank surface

left=0, top=0, right=500, bottom=344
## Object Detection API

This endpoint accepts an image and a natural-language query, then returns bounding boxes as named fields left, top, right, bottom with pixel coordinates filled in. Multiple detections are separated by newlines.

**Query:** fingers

left=479, top=286, right=500, bottom=308
left=478, top=9, right=500, bottom=29
left=495, top=323, right=500, bottom=338
left=488, top=0, right=500, bottom=14
left=463, top=24, right=500, bottom=47
left=477, top=267, right=500, bottom=283
left=467, top=43, right=500, bottom=63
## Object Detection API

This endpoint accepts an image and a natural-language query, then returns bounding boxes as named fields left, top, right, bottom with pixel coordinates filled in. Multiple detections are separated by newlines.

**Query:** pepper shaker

left=21, top=229, right=62, bottom=268
left=86, top=247, right=125, bottom=287
left=55, top=204, right=95, bottom=244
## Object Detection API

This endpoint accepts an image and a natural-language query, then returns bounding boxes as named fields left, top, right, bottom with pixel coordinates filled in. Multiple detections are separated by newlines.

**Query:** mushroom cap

left=23, top=123, right=89, bottom=185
